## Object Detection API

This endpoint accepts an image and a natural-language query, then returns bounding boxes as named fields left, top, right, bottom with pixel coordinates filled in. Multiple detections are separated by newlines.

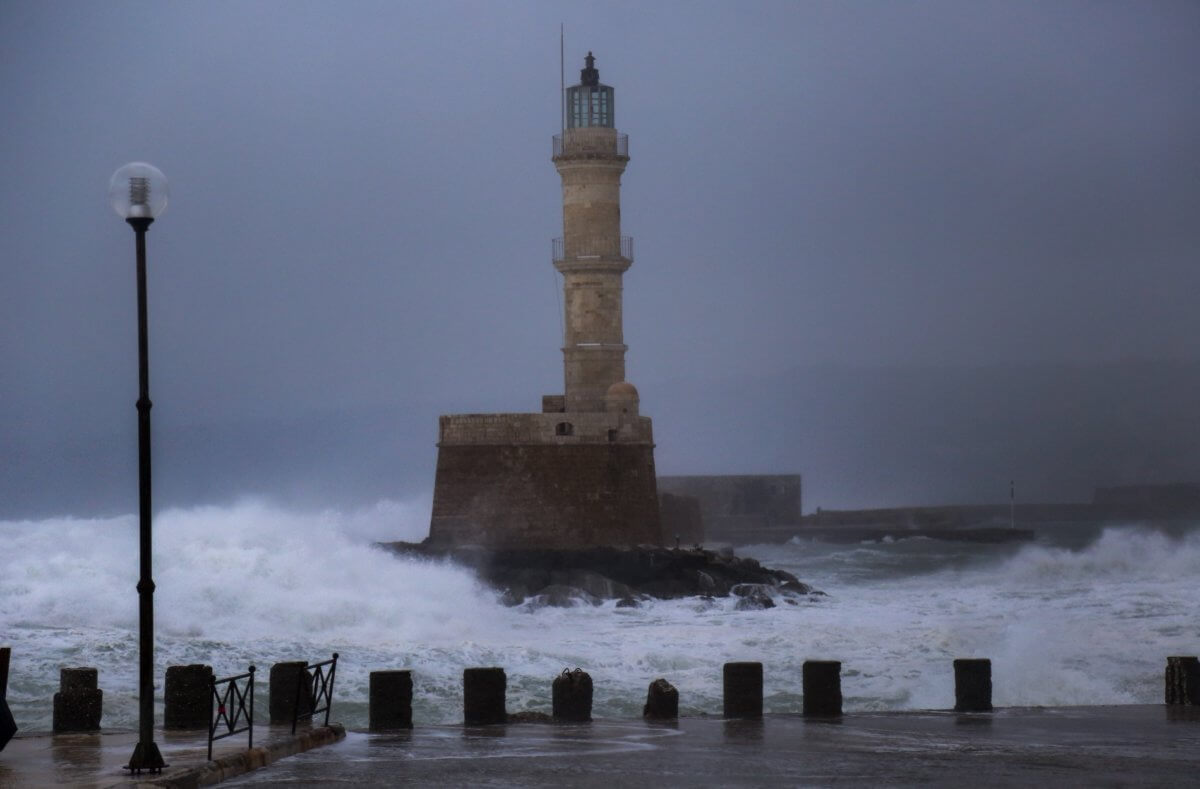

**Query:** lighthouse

left=553, top=52, right=633, bottom=414
left=428, top=53, right=661, bottom=549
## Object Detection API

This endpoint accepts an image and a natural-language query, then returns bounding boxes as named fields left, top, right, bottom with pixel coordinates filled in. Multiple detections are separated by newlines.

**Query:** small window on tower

left=556, top=422, right=574, bottom=436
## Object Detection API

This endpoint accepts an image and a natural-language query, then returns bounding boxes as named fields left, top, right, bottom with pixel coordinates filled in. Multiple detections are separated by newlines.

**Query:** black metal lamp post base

left=125, top=740, right=167, bottom=774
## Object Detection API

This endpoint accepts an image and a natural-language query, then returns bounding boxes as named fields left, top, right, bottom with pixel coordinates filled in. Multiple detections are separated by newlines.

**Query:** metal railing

left=292, top=653, right=338, bottom=734
left=552, top=236, right=633, bottom=263
left=552, top=132, right=629, bottom=158
left=208, top=666, right=255, bottom=761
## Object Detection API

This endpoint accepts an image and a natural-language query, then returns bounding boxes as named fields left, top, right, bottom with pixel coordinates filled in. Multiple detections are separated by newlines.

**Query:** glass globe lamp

left=108, top=162, right=168, bottom=220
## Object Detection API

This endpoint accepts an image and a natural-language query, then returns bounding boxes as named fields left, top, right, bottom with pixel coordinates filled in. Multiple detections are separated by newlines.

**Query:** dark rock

left=732, top=584, right=777, bottom=610
left=375, top=542, right=820, bottom=603
left=507, top=568, right=551, bottom=593
left=640, top=578, right=695, bottom=599
left=643, top=678, right=679, bottom=720
left=508, top=710, right=552, bottom=723
left=564, top=570, right=635, bottom=600
left=524, top=585, right=601, bottom=609
left=500, top=585, right=529, bottom=606
left=684, top=569, right=721, bottom=594
left=615, top=596, right=639, bottom=608
left=734, top=589, right=776, bottom=611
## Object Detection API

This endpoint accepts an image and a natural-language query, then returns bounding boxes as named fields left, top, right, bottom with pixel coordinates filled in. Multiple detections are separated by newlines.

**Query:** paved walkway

left=3, top=707, right=1197, bottom=787
left=226, top=706, right=1200, bottom=788
left=0, top=723, right=343, bottom=788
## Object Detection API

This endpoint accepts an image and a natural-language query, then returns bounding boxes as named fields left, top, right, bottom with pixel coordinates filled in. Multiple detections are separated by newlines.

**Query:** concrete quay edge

left=115, top=724, right=345, bottom=789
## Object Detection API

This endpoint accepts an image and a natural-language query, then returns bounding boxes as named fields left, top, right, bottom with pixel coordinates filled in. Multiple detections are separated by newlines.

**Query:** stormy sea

left=2, top=500, right=1197, bottom=732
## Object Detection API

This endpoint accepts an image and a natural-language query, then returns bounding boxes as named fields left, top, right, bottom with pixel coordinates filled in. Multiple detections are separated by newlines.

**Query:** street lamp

left=109, top=162, right=169, bottom=774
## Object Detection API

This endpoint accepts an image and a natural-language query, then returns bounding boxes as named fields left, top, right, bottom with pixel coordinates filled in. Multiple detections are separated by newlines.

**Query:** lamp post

left=109, top=162, right=169, bottom=774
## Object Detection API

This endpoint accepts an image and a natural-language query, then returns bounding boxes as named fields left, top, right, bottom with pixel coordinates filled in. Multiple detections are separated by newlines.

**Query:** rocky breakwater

left=376, top=543, right=823, bottom=609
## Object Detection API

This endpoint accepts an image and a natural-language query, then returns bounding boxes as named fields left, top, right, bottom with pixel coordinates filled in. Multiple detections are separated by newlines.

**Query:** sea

left=2, top=499, right=1198, bottom=732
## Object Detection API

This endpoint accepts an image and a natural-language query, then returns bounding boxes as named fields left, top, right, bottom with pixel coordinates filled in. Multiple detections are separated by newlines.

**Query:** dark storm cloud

left=2, top=0, right=1197, bottom=515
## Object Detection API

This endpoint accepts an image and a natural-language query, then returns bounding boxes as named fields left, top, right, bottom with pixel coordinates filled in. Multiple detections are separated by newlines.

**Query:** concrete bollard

left=1165, top=656, right=1200, bottom=705
left=643, top=678, right=679, bottom=720
left=269, top=661, right=313, bottom=724
left=552, top=669, right=593, bottom=722
left=723, top=662, right=763, bottom=719
left=53, top=667, right=102, bottom=732
left=60, top=667, right=97, bottom=692
left=463, top=667, right=507, bottom=725
left=164, top=664, right=213, bottom=730
left=954, top=659, right=994, bottom=712
left=369, top=670, right=413, bottom=730
left=803, top=660, right=843, bottom=717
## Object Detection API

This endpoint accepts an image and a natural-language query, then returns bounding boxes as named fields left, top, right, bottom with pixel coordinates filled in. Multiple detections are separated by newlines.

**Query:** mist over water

left=2, top=502, right=1197, bottom=732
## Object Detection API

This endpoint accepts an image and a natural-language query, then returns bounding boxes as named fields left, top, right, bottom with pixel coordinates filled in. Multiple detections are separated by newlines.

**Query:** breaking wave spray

left=2, top=500, right=1196, bottom=730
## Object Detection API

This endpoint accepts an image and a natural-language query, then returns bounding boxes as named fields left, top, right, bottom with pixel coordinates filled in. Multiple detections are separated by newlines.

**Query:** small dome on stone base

left=606, top=381, right=639, bottom=400
left=605, top=381, right=639, bottom=416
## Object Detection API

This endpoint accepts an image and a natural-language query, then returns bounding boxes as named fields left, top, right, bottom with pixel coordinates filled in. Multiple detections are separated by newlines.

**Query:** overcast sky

left=2, top=1, right=1198, bottom=518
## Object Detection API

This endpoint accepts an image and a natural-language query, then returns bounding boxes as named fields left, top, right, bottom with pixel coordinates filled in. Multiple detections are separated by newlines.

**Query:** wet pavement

left=2, top=707, right=1196, bottom=787
left=224, top=706, right=1200, bottom=788
left=0, top=723, right=339, bottom=788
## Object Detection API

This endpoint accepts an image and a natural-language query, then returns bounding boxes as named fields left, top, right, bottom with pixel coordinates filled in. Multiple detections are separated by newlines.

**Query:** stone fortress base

left=428, top=404, right=661, bottom=549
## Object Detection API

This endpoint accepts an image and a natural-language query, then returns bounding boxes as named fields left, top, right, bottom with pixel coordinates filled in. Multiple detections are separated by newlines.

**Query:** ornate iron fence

left=208, top=666, right=255, bottom=761
left=292, top=653, right=338, bottom=734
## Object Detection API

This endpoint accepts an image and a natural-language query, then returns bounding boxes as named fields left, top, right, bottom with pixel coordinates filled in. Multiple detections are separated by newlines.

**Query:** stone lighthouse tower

left=427, top=52, right=661, bottom=549
left=554, top=52, right=632, bottom=414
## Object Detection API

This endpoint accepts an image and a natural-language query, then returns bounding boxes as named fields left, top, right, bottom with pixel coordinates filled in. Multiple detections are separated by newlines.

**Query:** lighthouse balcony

left=553, top=130, right=629, bottom=159
left=553, top=235, right=633, bottom=264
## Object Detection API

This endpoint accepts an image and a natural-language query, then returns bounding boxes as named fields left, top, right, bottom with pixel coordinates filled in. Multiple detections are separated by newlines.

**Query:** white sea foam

left=2, top=507, right=1197, bottom=732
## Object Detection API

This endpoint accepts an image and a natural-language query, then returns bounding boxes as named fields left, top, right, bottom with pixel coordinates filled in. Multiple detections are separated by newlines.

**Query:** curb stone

left=115, top=724, right=346, bottom=788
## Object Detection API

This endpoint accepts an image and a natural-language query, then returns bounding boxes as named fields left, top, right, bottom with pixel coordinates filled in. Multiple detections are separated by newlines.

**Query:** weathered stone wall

left=429, top=443, right=662, bottom=548
left=553, top=125, right=631, bottom=414
left=657, top=475, right=802, bottom=545
left=1091, top=483, right=1200, bottom=517
left=439, top=413, right=652, bottom=445
left=561, top=347, right=627, bottom=413
left=659, top=492, right=704, bottom=545
left=556, top=127, right=626, bottom=249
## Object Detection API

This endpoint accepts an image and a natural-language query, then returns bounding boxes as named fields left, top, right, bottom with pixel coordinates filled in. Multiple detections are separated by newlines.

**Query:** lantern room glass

left=567, top=84, right=614, bottom=128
